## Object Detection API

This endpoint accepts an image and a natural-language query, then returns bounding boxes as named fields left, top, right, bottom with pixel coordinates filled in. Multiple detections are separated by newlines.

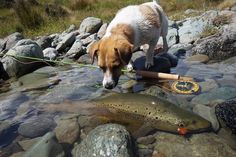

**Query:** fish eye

left=178, top=123, right=185, bottom=127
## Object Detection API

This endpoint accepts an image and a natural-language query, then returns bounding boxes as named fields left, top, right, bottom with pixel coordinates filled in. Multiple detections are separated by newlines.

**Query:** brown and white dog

left=89, top=0, right=168, bottom=89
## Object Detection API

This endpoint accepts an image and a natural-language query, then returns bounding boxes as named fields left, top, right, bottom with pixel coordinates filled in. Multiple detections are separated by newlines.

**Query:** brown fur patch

left=139, top=4, right=160, bottom=28
left=110, top=24, right=135, bottom=44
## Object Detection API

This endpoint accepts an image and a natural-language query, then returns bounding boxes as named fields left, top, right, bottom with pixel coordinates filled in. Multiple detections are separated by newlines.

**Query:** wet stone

left=186, top=54, right=209, bottom=63
left=198, top=79, right=219, bottom=93
left=18, top=137, right=41, bottom=151
left=133, top=56, right=171, bottom=73
left=215, top=99, right=236, bottom=133
left=137, top=135, right=156, bottom=145
left=18, top=115, right=56, bottom=138
left=138, top=148, right=153, bottom=157
left=218, top=128, right=236, bottom=150
left=72, top=123, right=134, bottom=157
left=193, top=104, right=219, bottom=131
left=54, top=114, right=80, bottom=145
left=0, top=93, right=29, bottom=121
left=77, top=53, right=92, bottom=64
left=140, top=86, right=168, bottom=99
left=10, top=152, right=24, bottom=157
left=22, top=132, right=65, bottom=157
left=191, top=87, right=236, bottom=106
left=154, top=132, right=236, bottom=157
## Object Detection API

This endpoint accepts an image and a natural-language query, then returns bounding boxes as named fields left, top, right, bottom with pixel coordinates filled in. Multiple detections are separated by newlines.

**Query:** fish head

left=178, top=115, right=212, bottom=133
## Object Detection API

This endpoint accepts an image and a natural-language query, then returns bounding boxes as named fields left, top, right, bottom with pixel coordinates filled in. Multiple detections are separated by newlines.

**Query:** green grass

left=0, top=0, right=233, bottom=38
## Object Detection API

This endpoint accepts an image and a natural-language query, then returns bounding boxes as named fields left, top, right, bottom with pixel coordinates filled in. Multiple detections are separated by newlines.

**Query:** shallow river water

left=0, top=56, right=236, bottom=156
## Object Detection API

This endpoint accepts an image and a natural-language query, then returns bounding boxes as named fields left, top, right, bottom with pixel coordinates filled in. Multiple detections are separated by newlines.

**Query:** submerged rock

left=54, top=114, right=80, bottom=145
left=23, top=132, right=65, bottom=157
left=191, top=87, right=236, bottom=106
left=0, top=93, right=29, bottom=121
left=18, top=115, right=56, bottom=138
left=186, top=54, right=209, bottom=63
left=72, top=124, right=134, bottom=157
left=193, top=104, right=219, bottom=131
left=18, top=137, right=41, bottom=151
left=154, top=132, right=236, bottom=157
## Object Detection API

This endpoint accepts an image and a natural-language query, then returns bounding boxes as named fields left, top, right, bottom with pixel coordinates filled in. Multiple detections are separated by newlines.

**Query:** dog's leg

left=145, top=42, right=156, bottom=69
left=163, top=36, right=168, bottom=53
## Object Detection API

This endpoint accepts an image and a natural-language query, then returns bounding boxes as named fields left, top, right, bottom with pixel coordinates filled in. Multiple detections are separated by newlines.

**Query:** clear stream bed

left=0, top=55, right=236, bottom=156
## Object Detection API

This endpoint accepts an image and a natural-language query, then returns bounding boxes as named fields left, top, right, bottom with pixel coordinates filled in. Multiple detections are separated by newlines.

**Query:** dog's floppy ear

left=88, top=41, right=100, bottom=64
left=115, top=41, right=134, bottom=65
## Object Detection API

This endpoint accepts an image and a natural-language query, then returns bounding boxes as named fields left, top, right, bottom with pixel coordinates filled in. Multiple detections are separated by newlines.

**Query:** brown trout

left=42, top=93, right=212, bottom=135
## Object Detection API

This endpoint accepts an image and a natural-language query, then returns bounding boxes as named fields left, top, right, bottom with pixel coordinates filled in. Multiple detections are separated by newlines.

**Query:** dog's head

left=89, top=37, right=133, bottom=89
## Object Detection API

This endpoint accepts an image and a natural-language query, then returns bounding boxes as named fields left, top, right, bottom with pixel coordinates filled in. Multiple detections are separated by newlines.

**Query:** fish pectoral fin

left=132, top=123, right=155, bottom=139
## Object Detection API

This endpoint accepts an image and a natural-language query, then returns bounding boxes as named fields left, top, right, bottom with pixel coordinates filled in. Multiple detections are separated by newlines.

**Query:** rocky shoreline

left=0, top=8, right=236, bottom=157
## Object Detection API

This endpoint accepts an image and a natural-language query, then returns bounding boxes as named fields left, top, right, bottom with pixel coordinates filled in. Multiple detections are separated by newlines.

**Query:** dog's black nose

left=104, top=83, right=114, bottom=89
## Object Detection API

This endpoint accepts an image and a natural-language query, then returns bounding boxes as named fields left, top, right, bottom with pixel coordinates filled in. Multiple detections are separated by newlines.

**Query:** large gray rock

left=18, top=115, right=56, bottom=138
left=35, top=36, right=52, bottom=50
left=23, top=132, right=65, bottom=157
left=154, top=132, right=236, bottom=157
left=65, top=39, right=85, bottom=59
left=56, top=32, right=76, bottom=52
left=79, top=17, right=103, bottom=34
left=2, top=32, right=24, bottom=52
left=72, top=124, right=134, bottom=157
left=97, top=23, right=108, bottom=39
left=1, top=39, right=44, bottom=77
left=165, top=11, right=219, bottom=46
left=192, top=11, right=236, bottom=60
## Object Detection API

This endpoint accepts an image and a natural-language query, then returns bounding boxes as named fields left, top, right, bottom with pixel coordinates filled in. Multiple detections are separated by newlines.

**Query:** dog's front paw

left=145, top=61, right=154, bottom=69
